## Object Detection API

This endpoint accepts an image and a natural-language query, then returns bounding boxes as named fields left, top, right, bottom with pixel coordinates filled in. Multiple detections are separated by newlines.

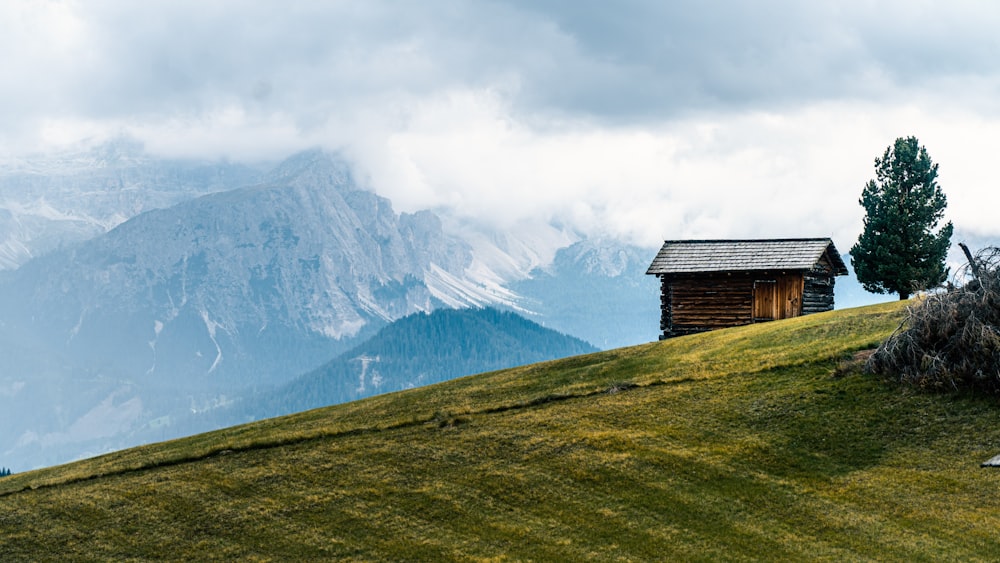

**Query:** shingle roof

left=646, top=238, right=848, bottom=275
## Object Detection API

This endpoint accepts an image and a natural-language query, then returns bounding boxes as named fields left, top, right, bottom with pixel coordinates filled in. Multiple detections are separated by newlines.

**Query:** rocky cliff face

left=0, top=137, right=263, bottom=269
left=0, top=145, right=661, bottom=471
left=0, top=150, right=482, bottom=391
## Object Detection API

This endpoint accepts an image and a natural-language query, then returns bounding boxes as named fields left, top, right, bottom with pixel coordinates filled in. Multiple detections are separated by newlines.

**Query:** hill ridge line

left=0, top=376, right=694, bottom=498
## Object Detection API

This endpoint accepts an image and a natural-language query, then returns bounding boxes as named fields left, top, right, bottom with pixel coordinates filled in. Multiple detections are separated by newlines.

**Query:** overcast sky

left=3, top=0, right=999, bottom=249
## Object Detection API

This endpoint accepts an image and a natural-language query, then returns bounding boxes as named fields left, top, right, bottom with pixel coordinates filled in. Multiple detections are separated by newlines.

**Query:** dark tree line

left=0, top=467, right=11, bottom=477
left=240, top=307, right=598, bottom=420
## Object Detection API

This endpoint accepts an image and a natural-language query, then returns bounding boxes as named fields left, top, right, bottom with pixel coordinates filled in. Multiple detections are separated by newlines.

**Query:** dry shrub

left=867, top=246, right=1000, bottom=393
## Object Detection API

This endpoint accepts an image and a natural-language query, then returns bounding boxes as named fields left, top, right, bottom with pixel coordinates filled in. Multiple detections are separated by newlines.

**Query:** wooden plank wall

left=802, top=253, right=837, bottom=314
left=661, top=274, right=754, bottom=337
left=657, top=267, right=839, bottom=339
left=803, top=267, right=836, bottom=314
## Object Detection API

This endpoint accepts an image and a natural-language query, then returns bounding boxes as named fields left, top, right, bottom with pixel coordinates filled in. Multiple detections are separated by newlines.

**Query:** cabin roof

left=646, top=238, right=849, bottom=276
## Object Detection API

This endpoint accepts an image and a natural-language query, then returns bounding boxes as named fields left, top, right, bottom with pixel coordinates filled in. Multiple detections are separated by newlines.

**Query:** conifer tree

left=851, top=136, right=953, bottom=299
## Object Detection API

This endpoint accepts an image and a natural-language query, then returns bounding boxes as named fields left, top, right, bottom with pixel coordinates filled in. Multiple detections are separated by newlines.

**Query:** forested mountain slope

left=240, top=307, right=598, bottom=419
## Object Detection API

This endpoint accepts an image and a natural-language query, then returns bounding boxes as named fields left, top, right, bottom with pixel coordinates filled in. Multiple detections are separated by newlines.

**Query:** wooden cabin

left=646, top=238, right=848, bottom=339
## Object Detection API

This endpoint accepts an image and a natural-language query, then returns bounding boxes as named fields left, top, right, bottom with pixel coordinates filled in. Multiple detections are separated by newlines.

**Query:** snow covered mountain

left=0, top=150, right=507, bottom=391
left=0, top=146, right=661, bottom=471
left=510, top=239, right=661, bottom=349
left=0, top=137, right=263, bottom=269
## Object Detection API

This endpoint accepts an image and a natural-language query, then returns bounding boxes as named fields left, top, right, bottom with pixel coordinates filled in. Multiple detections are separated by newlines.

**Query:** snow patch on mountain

left=312, top=290, right=373, bottom=339
left=443, top=216, right=577, bottom=282
left=425, top=262, right=516, bottom=309
left=200, top=310, right=225, bottom=374
left=352, top=354, right=382, bottom=394
left=0, top=236, right=31, bottom=270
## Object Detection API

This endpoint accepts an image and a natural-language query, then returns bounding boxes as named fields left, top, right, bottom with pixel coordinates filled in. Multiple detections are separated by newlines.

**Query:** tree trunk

left=899, top=291, right=910, bottom=300
left=959, top=242, right=981, bottom=280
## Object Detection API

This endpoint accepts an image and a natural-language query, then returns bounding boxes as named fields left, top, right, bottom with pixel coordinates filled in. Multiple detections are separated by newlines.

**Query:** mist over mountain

left=0, top=137, right=264, bottom=270
left=5, top=151, right=473, bottom=384
left=511, top=240, right=660, bottom=349
left=0, top=142, right=660, bottom=471
left=0, top=140, right=980, bottom=474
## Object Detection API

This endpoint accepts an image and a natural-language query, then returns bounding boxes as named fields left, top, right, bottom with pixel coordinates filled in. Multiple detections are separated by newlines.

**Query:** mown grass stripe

left=17, top=301, right=1000, bottom=562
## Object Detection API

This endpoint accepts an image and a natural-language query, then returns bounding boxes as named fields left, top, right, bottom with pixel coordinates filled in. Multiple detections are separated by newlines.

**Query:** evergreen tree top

left=850, top=136, right=953, bottom=300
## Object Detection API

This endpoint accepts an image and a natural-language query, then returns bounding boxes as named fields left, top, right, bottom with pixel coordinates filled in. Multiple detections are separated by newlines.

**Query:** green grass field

left=3, top=300, right=1000, bottom=561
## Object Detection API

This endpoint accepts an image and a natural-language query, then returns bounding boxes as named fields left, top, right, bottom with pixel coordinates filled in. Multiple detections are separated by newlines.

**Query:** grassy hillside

left=3, top=300, right=1000, bottom=560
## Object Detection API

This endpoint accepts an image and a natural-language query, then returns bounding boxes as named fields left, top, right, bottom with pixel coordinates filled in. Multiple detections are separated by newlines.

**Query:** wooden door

left=778, top=275, right=804, bottom=319
left=753, top=280, right=777, bottom=322
left=755, top=276, right=804, bottom=322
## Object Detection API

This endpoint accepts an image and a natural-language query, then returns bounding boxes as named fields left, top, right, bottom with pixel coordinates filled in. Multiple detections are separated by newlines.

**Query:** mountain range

left=0, top=137, right=263, bottom=270
left=0, top=138, right=915, bottom=472
left=0, top=140, right=658, bottom=470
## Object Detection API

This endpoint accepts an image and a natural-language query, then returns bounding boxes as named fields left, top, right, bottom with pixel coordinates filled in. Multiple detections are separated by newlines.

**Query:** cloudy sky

left=3, top=0, right=999, bottom=249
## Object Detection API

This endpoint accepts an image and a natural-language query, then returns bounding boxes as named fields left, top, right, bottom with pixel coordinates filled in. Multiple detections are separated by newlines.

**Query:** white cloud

left=347, top=94, right=1000, bottom=247
left=0, top=0, right=998, bottom=247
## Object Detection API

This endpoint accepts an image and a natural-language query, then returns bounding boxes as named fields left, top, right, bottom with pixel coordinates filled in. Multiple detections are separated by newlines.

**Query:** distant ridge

left=241, top=307, right=598, bottom=419
left=0, top=146, right=660, bottom=472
